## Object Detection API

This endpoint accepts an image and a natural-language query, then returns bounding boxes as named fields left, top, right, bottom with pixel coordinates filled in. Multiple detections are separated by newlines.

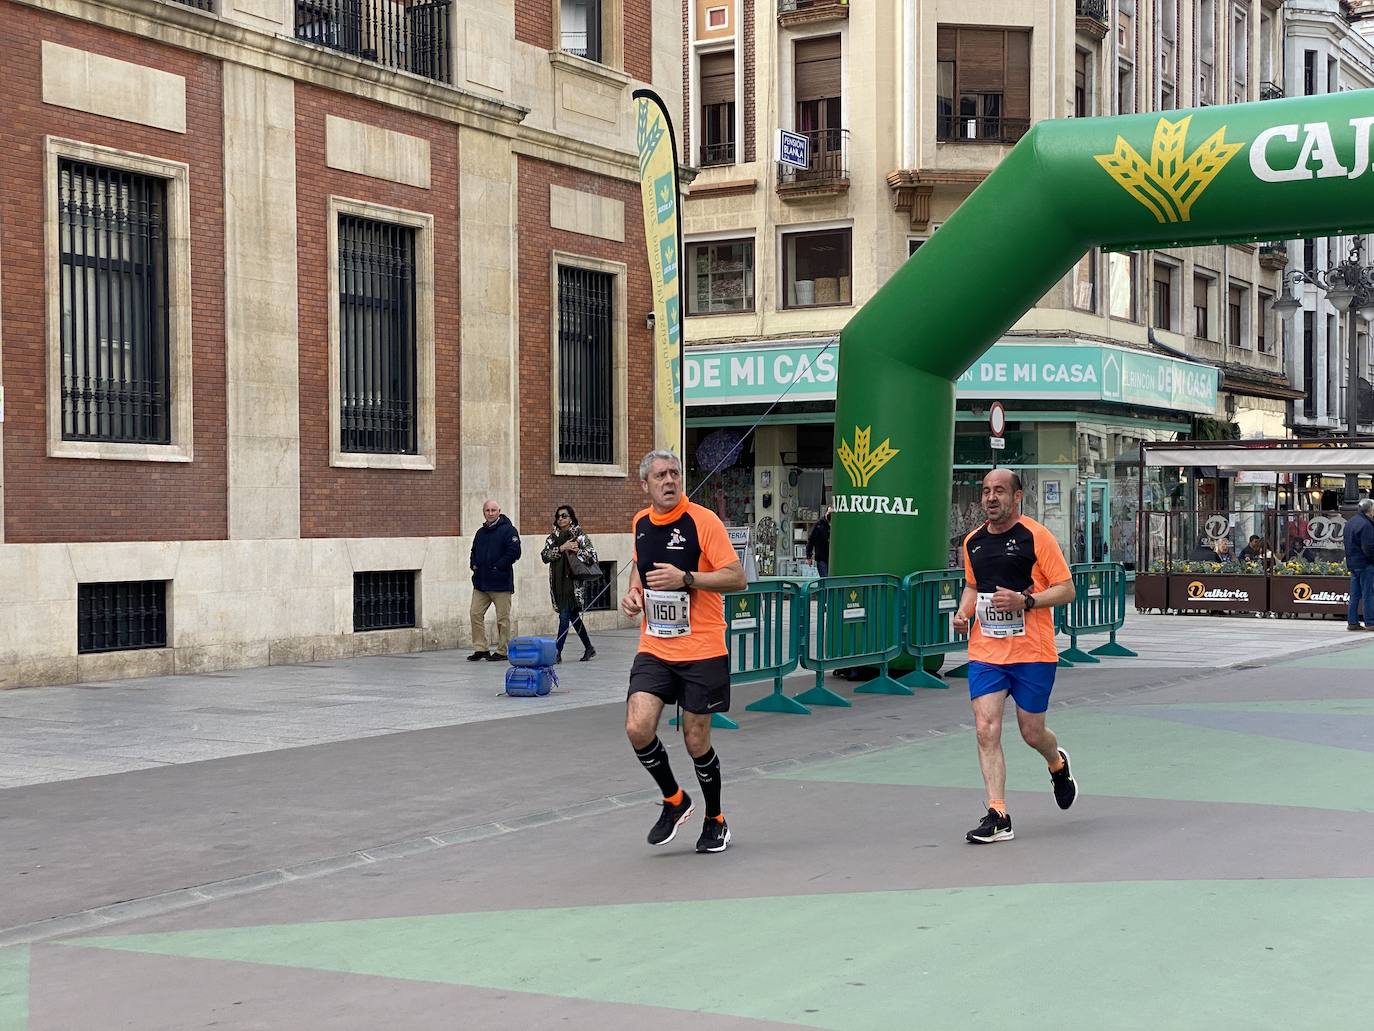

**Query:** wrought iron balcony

left=1260, top=81, right=1284, bottom=101
left=295, top=0, right=453, bottom=84
left=560, top=29, right=602, bottom=63
left=776, top=128, right=849, bottom=195
left=1076, top=0, right=1108, bottom=20
left=1258, top=241, right=1290, bottom=271
left=169, top=0, right=216, bottom=10
left=700, top=141, right=737, bottom=168
left=937, top=114, right=1030, bottom=146
left=778, top=0, right=850, bottom=26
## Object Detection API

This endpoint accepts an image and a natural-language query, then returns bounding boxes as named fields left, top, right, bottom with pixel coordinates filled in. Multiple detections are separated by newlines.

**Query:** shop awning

left=1143, top=445, right=1374, bottom=470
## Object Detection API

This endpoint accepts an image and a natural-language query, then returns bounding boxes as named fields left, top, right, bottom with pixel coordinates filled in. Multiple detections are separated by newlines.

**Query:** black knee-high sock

left=634, top=737, right=680, bottom=798
left=692, top=747, right=723, bottom=818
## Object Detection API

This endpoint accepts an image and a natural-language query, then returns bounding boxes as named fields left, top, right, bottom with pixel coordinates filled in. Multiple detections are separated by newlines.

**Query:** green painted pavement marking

left=0, top=948, right=28, bottom=1031
left=64, top=880, right=1374, bottom=1031
left=1123, top=699, right=1374, bottom=715
left=1276, top=642, right=1374, bottom=669
left=775, top=710, right=1374, bottom=811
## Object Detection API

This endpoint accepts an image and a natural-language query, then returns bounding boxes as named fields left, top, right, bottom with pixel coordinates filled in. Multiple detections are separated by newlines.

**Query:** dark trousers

left=556, top=607, right=592, bottom=654
left=1350, top=567, right=1374, bottom=626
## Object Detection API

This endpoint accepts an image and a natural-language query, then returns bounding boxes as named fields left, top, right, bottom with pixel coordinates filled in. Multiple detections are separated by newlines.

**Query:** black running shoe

left=466, top=650, right=489, bottom=661
left=647, top=792, right=694, bottom=846
left=696, top=817, right=732, bottom=853
left=966, top=808, right=1014, bottom=843
left=1050, top=748, right=1078, bottom=810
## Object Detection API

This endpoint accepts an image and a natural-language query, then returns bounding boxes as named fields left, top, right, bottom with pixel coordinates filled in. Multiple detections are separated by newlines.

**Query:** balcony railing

left=295, top=0, right=452, bottom=84
left=1260, top=80, right=1284, bottom=101
left=169, top=0, right=216, bottom=10
left=777, top=128, right=848, bottom=188
left=778, top=0, right=850, bottom=17
left=937, top=114, right=1030, bottom=146
left=560, top=30, right=602, bottom=63
left=1076, top=0, right=1108, bottom=22
left=700, top=141, right=736, bottom=167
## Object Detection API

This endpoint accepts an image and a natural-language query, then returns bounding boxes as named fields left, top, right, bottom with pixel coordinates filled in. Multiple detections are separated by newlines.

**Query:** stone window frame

left=552, top=0, right=625, bottom=70
left=327, top=195, right=437, bottom=471
left=44, top=136, right=194, bottom=463
left=549, top=250, right=629, bottom=478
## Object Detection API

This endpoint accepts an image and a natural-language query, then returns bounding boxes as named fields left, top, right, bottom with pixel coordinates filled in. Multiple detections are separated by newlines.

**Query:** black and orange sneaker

left=647, top=791, right=694, bottom=846
left=695, top=817, right=732, bottom=853
left=966, top=808, right=1013, bottom=843
left=1050, top=748, right=1078, bottom=810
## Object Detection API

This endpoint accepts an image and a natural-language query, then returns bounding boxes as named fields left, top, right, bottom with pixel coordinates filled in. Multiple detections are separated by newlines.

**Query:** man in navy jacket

left=1343, top=498, right=1374, bottom=630
left=469, top=500, right=522, bottom=660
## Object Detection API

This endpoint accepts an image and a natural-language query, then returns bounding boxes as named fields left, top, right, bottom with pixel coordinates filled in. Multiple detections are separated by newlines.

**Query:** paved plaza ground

left=1, top=611, right=1371, bottom=1029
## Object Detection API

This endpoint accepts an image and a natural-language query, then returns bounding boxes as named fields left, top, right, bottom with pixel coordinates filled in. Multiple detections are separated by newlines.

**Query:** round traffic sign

left=989, top=401, right=1006, bottom=437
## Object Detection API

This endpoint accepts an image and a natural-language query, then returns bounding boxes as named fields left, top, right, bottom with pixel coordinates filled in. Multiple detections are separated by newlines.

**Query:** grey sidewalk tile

left=0, top=910, right=112, bottom=947
left=554, top=797, right=626, bottom=819
left=358, top=838, right=446, bottom=862
left=97, top=888, right=211, bottom=924
left=496, top=810, right=568, bottom=832
left=197, top=871, right=294, bottom=900
left=430, top=823, right=509, bottom=846
left=284, top=854, right=374, bottom=880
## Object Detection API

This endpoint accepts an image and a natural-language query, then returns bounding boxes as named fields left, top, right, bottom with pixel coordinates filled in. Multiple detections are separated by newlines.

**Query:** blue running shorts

left=967, top=661, right=1057, bottom=714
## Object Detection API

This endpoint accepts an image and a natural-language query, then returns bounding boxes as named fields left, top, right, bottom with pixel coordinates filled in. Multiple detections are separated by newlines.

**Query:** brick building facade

left=0, top=0, right=682, bottom=687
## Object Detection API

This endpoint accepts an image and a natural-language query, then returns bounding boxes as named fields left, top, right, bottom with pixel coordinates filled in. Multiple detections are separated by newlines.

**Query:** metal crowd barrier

left=900, top=569, right=969, bottom=689
left=724, top=580, right=809, bottom=716
left=1059, top=562, right=1136, bottom=663
left=797, top=575, right=909, bottom=702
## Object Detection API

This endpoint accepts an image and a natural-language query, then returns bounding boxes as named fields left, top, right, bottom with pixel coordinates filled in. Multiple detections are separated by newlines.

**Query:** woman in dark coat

left=540, top=505, right=598, bottom=662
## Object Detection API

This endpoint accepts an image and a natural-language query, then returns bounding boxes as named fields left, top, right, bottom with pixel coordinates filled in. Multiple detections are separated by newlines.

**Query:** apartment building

left=1282, top=0, right=1374, bottom=440
left=0, top=0, right=680, bottom=686
left=678, top=0, right=1302, bottom=573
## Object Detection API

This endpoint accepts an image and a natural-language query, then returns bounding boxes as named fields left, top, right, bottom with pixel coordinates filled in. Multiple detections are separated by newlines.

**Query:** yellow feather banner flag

left=633, top=89, right=684, bottom=457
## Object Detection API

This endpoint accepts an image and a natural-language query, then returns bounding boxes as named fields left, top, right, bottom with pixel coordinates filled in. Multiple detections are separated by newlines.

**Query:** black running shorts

left=628, top=652, right=731, bottom=715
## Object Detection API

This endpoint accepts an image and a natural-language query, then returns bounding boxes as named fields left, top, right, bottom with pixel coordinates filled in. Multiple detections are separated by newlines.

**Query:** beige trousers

left=470, top=590, right=513, bottom=652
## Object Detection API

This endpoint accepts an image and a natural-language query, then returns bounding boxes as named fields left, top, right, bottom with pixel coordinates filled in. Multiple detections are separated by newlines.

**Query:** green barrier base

left=1058, top=646, right=1100, bottom=664
left=669, top=713, right=739, bottom=730
left=898, top=667, right=948, bottom=690
left=1082, top=643, right=1137, bottom=657
left=853, top=670, right=915, bottom=696
left=1058, top=655, right=1075, bottom=668
left=794, top=674, right=852, bottom=707
left=745, top=690, right=811, bottom=715
left=944, top=661, right=970, bottom=679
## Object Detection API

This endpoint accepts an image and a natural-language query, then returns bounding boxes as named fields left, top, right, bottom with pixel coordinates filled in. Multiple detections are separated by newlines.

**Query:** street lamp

left=1272, top=236, right=1373, bottom=507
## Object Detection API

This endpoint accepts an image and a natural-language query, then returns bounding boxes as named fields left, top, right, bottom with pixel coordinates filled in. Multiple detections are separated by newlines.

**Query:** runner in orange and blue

left=622, top=450, right=747, bottom=853
left=951, top=468, right=1078, bottom=843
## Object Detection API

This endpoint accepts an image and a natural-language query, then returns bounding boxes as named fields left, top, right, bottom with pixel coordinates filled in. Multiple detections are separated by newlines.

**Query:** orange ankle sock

left=988, top=798, right=1007, bottom=815
left=664, top=788, right=684, bottom=805
left=710, top=813, right=725, bottom=823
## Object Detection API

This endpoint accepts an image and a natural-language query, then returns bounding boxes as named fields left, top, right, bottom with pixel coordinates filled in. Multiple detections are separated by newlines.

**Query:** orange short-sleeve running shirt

left=631, top=497, right=739, bottom=662
left=962, top=516, right=1072, bottom=665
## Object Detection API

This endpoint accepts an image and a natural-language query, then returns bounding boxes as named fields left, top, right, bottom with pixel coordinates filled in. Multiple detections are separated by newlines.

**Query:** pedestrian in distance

left=806, top=505, right=832, bottom=577
left=1342, top=497, right=1374, bottom=631
left=622, top=450, right=747, bottom=853
left=540, top=505, right=598, bottom=663
left=951, top=469, right=1078, bottom=844
left=468, top=500, right=521, bottom=662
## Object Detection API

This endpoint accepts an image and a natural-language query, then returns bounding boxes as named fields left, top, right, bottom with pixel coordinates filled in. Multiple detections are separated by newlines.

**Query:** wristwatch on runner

left=1021, top=589, right=1036, bottom=610
left=682, top=570, right=695, bottom=589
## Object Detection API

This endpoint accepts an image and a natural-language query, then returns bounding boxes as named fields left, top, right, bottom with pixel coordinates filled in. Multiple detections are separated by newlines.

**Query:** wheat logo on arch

left=1095, top=115, right=1243, bottom=223
left=838, top=426, right=899, bottom=489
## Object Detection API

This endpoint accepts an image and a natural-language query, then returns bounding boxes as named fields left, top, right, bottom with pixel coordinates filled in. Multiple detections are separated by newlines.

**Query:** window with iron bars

left=581, top=561, right=618, bottom=612
left=339, top=216, right=417, bottom=455
left=77, top=580, right=168, bottom=654
left=58, top=160, right=171, bottom=444
left=557, top=266, right=615, bottom=466
left=353, top=570, right=418, bottom=631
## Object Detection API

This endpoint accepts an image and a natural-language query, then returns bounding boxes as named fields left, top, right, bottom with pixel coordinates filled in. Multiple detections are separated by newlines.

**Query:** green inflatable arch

left=831, top=90, right=1374, bottom=578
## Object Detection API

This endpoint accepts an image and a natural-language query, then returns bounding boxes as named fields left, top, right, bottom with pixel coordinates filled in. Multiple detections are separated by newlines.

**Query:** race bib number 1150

left=645, top=589, right=692, bottom=638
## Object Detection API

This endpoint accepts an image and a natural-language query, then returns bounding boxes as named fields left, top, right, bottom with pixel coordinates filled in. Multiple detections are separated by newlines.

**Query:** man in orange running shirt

left=952, top=469, right=1078, bottom=844
left=622, top=450, right=746, bottom=853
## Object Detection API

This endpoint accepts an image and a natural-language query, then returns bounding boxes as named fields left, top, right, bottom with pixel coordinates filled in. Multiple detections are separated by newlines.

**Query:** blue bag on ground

left=507, top=636, right=558, bottom=667
left=505, top=665, right=557, bottom=697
